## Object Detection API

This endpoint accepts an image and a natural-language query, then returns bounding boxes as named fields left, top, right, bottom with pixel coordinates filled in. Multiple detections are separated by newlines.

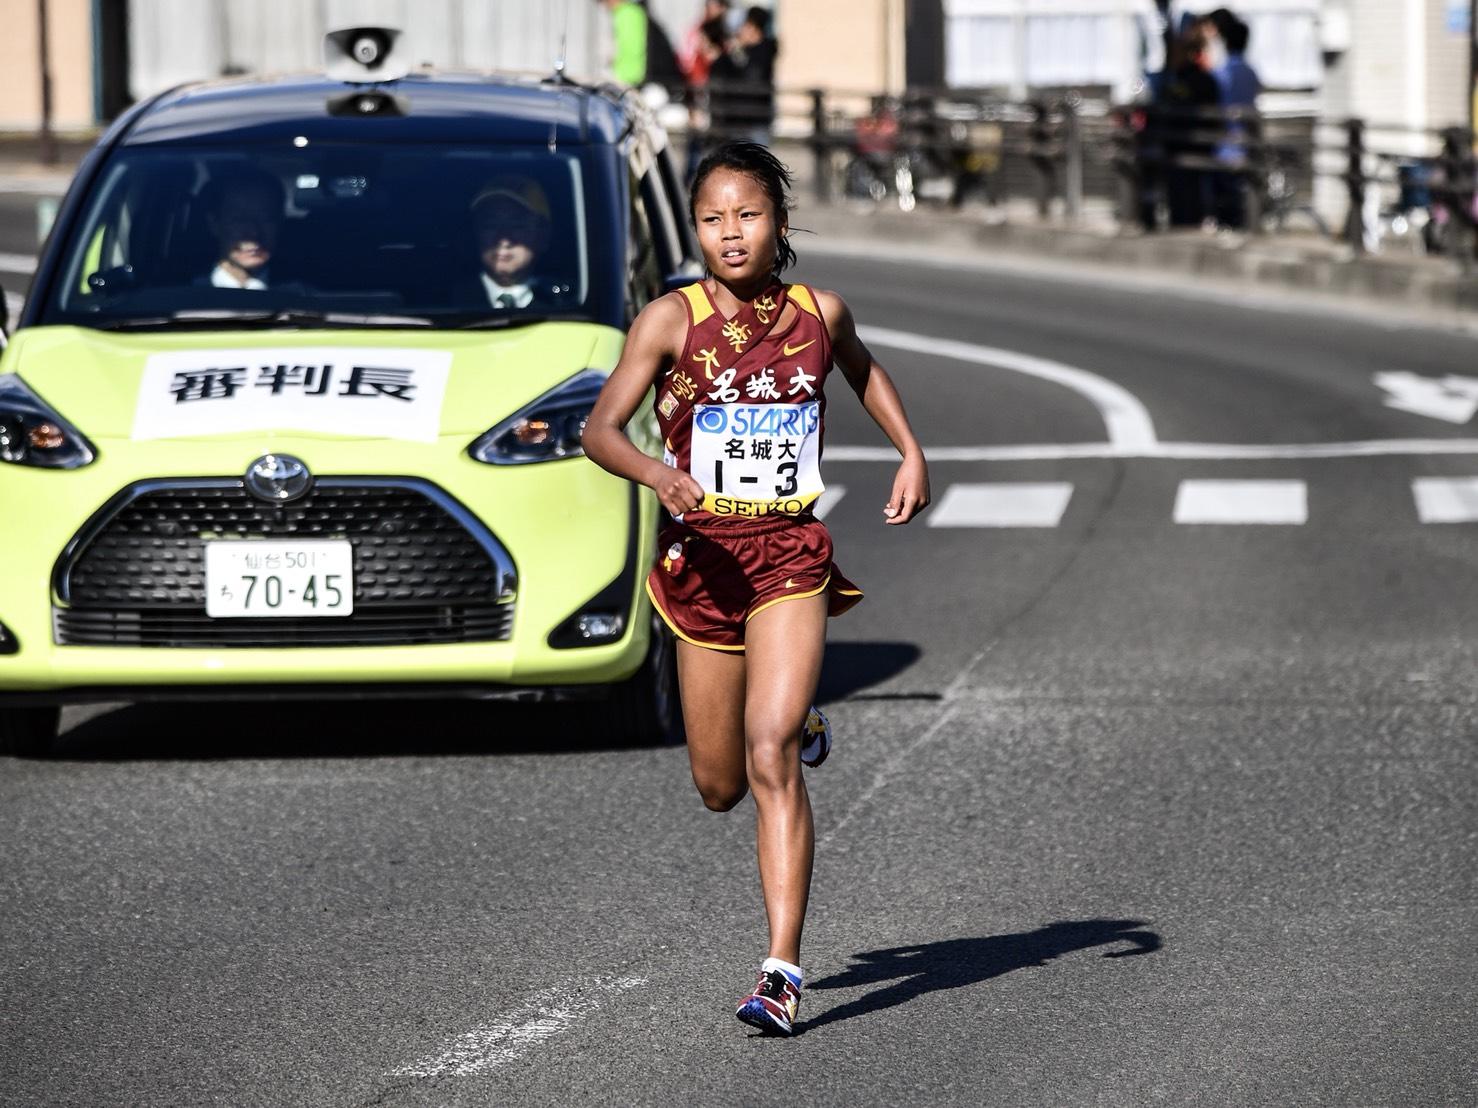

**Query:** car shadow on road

left=800, top=919, right=1162, bottom=1034
left=41, top=639, right=928, bottom=761
left=51, top=699, right=628, bottom=761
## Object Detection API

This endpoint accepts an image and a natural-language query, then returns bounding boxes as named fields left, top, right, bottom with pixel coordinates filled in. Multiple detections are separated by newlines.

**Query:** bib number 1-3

left=689, top=400, right=824, bottom=515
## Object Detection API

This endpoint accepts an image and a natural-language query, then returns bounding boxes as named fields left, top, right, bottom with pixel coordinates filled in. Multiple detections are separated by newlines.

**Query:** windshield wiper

left=95, top=309, right=436, bottom=331
left=455, top=313, right=556, bottom=330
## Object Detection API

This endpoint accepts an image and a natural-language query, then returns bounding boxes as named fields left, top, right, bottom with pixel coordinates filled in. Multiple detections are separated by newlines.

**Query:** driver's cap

left=471, top=178, right=551, bottom=223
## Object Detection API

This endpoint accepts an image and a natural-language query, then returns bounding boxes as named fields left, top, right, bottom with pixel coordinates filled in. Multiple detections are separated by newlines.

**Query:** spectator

left=595, top=0, right=647, bottom=87
left=708, top=6, right=778, bottom=146
left=1157, top=24, right=1222, bottom=228
left=684, top=15, right=733, bottom=177
left=679, top=0, right=730, bottom=87
left=1204, top=11, right=1262, bottom=229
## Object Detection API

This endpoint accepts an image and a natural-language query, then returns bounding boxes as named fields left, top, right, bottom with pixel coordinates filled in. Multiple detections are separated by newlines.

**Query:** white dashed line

left=826, top=439, right=1478, bottom=462
left=1411, top=477, right=1478, bottom=523
left=928, top=482, right=1074, bottom=528
left=388, top=975, right=647, bottom=1078
left=1173, top=479, right=1308, bottom=525
left=814, top=484, right=846, bottom=519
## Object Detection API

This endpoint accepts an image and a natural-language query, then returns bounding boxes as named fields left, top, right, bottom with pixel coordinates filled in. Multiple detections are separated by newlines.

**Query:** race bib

left=689, top=401, right=824, bottom=517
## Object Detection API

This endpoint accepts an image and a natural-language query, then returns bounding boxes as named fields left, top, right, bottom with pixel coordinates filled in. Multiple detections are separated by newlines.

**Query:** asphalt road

left=2, top=187, right=1476, bottom=1106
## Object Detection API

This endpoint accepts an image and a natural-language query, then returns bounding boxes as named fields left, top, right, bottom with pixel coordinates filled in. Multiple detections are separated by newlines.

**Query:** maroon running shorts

left=645, top=515, right=863, bottom=652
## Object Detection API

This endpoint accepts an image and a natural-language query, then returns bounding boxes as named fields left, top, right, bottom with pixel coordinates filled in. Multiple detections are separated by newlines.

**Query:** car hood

left=3, top=324, right=622, bottom=442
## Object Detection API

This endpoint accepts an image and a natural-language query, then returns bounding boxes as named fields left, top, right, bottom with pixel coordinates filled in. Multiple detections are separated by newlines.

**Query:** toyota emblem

left=244, top=454, right=313, bottom=504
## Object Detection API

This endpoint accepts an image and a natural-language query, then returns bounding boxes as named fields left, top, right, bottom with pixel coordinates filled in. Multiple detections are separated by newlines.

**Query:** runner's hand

left=883, top=454, right=930, bottom=525
left=653, top=465, right=705, bottom=515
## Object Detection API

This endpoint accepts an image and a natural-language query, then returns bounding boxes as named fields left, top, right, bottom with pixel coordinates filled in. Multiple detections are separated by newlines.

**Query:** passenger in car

left=467, top=180, right=561, bottom=309
left=197, top=169, right=286, bottom=290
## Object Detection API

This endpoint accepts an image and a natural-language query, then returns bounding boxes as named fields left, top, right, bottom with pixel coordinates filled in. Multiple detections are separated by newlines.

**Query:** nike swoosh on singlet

left=785, top=578, right=798, bottom=588
left=782, top=339, right=816, bottom=356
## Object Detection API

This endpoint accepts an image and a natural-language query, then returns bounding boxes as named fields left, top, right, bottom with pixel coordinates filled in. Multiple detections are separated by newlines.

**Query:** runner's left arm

left=818, top=289, right=930, bottom=525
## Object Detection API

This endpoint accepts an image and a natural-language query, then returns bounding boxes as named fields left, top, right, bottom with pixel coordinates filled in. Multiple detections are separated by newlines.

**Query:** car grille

left=55, top=480, right=516, bottom=648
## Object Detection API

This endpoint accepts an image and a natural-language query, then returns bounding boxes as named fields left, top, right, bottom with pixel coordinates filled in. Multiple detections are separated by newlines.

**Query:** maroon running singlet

left=645, top=281, right=862, bottom=651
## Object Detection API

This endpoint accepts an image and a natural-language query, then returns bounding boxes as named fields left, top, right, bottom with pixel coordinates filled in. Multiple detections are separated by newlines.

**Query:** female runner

left=581, top=143, right=929, bottom=1036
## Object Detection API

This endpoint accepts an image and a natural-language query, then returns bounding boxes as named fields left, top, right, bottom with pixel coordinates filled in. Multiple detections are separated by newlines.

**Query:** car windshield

left=38, top=144, right=616, bottom=329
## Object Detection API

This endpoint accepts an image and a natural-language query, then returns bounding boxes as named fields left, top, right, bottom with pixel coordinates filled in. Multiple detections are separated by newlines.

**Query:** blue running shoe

left=736, top=968, right=801, bottom=1036
left=800, top=705, right=831, bottom=768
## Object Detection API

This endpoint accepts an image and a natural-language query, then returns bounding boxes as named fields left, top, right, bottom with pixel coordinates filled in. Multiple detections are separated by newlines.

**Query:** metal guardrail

left=683, top=82, right=1478, bottom=269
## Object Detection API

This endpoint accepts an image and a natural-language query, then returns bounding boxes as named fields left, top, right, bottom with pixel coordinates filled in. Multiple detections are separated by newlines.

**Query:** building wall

left=1425, top=0, right=1471, bottom=133
left=0, top=0, right=98, bottom=132
left=124, top=0, right=708, bottom=101
left=773, top=0, right=896, bottom=95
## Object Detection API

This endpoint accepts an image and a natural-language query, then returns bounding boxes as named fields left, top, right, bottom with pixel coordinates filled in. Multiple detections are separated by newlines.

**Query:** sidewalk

left=797, top=197, right=1478, bottom=324
left=0, top=135, right=92, bottom=196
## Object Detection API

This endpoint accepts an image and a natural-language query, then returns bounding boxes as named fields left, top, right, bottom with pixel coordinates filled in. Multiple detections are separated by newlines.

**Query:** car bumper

left=0, top=434, right=656, bottom=697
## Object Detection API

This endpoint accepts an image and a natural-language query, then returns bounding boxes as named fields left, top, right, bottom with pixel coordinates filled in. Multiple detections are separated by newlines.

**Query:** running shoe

left=800, top=705, right=831, bottom=768
left=736, top=968, right=801, bottom=1036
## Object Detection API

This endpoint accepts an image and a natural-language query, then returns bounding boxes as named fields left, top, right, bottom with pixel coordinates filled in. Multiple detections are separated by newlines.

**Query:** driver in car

left=198, top=168, right=286, bottom=290
left=468, top=180, right=562, bottom=309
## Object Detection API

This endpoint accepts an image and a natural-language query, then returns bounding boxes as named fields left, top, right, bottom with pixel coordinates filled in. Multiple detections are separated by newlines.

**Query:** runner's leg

left=677, top=639, right=749, bottom=811
left=742, top=593, right=828, bottom=965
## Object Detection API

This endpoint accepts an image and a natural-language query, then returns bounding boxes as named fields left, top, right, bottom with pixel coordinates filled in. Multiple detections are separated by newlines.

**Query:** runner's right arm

left=582, top=295, right=706, bottom=516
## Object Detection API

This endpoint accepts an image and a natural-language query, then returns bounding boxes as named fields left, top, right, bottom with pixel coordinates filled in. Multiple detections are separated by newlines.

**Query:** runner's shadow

left=816, top=641, right=927, bottom=705
left=802, top=918, right=1161, bottom=1033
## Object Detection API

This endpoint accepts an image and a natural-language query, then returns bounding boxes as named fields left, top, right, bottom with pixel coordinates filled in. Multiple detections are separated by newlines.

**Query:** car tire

left=606, top=617, right=685, bottom=747
left=0, top=706, right=62, bottom=757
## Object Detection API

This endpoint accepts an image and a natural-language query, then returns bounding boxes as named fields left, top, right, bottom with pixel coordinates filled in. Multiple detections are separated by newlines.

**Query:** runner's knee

left=746, top=721, right=802, bottom=791
left=695, top=776, right=749, bottom=812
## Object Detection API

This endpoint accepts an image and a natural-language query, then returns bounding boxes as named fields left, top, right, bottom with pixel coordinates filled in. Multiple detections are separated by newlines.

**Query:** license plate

left=204, top=540, right=354, bottom=618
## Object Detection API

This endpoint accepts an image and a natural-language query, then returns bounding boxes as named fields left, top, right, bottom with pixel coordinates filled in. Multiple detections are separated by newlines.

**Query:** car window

left=639, top=167, right=682, bottom=278
left=40, top=144, right=621, bottom=329
left=655, top=144, right=699, bottom=265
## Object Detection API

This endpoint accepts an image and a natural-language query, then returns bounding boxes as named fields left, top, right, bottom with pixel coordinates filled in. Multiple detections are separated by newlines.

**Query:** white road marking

left=0, top=252, right=38, bottom=273
left=1174, top=479, right=1308, bottom=525
left=929, top=482, right=1073, bottom=528
left=814, top=484, right=846, bottom=519
left=1374, top=371, right=1478, bottom=424
left=856, top=325, right=1159, bottom=451
left=388, top=975, right=646, bottom=1078
left=826, top=438, right=1478, bottom=462
left=1412, top=477, right=1478, bottom=523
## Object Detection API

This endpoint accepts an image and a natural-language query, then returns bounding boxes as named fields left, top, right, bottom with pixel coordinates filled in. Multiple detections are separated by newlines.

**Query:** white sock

left=762, top=956, right=803, bottom=988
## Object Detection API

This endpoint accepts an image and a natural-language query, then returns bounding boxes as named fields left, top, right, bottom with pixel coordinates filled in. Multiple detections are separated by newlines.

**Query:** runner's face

left=694, top=169, right=785, bottom=285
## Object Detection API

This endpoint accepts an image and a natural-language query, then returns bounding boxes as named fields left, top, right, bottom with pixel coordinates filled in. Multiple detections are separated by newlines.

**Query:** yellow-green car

left=0, top=46, right=701, bottom=753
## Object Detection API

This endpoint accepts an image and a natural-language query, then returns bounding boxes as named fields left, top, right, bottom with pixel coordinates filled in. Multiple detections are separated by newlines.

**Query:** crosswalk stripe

left=928, top=482, right=1074, bottom=528
left=1412, top=477, right=1478, bottom=523
left=1173, top=479, right=1307, bottom=524
left=814, top=485, right=846, bottom=520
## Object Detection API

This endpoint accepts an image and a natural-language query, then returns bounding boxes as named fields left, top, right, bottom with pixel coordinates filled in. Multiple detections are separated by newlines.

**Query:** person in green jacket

left=596, top=0, right=648, bottom=86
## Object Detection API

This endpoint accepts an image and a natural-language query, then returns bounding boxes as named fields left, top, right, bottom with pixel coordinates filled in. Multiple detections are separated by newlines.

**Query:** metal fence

left=682, top=82, right=1478, bottom=269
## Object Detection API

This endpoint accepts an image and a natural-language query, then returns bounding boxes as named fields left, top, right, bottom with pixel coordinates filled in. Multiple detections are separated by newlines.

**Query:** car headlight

left=0, top=375, right=96, bottom=469
left=468, top=370, right=606, bottom=465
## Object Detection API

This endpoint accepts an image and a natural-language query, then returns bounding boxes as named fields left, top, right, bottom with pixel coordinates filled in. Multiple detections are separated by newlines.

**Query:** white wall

left=128, top=0, right=708, bottom=99
left=942, top=0, right=1324, bottom=99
